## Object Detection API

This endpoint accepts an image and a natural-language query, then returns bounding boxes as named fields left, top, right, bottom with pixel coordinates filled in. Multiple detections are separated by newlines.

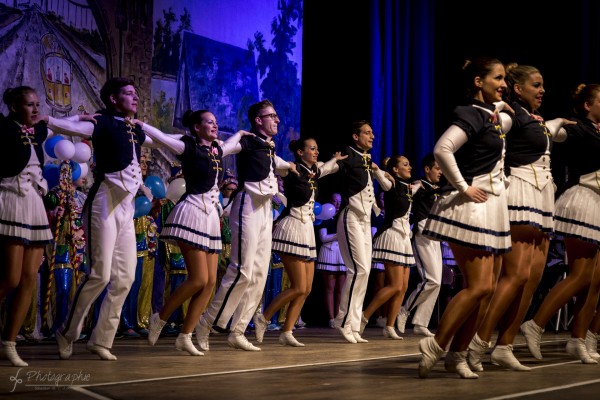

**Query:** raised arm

left=371, top=166, right=393, bottom=191
left=546, top=118, right=576, bottom=143
left=220, top=130, right=252, bottom=157
left=317, top=152, right=345, bottom=178
left=47, top=116, right=94, bottom=139
left=138, top=122, right=185, bottom=155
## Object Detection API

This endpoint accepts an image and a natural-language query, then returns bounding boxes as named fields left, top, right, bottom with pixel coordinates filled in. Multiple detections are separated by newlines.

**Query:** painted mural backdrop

left=0, top=0, right=104, bottom=117
left=151, top=0, right=303, bottom=165
left=0, top=0, right=303, bottom=178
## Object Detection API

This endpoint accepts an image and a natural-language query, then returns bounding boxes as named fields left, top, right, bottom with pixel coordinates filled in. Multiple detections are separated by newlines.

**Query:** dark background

left=299, top=0, right=600, bottom=327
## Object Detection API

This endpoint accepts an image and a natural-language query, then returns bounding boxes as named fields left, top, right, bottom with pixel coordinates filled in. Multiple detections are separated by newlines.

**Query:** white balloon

left=78, top=162, right=89, bottom=179
left=72, top=142, right=92, bottom=163
left=166, top=178, right=186, bottom=203
left=54, top=140, right=75, bottom=160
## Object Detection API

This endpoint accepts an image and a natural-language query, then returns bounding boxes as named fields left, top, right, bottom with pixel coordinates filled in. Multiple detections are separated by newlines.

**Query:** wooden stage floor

left=1, top=327, right=599, bottom=399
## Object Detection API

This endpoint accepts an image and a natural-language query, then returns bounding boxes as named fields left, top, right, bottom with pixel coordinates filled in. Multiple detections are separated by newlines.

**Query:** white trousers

left=203, top=191, right=272, bottom=334
left=61, top=183, right=137, bottom=348
left=334, top=207, right=372, bottom=332
left=404, top=220, right=442, bottom=327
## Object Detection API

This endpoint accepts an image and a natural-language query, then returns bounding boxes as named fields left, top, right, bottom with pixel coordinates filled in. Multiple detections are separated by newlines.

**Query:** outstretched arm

left=136, top=121, right=185, bottom=155
left=46, top=116, right=94, bottom=139
left=318, top=152, right=345, bottom=178
left=546, top=118, right=576, bottom=143
left=220, top=130, right=253, bottom=157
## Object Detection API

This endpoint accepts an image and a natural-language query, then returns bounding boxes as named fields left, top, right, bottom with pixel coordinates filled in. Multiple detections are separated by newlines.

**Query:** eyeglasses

left=258, top=113, right=279, bottom=120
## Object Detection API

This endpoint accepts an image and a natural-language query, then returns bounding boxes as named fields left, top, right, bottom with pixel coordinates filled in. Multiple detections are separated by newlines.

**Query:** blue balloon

left=144, top=175, right=166, bottom=199
left=134, top=196, right=152, bottom=218
left=314, top=201, right=322, bottom=216
left=44, top=136, right=64, bottom=159
left=42, top=164, right=60, bottom=189
left=313, top=218, right=323, bottom=226
left=70, top=161, right=81, bottom=181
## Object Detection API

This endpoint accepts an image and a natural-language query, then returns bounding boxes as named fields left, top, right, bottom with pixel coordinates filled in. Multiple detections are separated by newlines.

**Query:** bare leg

left=263, top=255, right=312, bottom=332
left=363, top=264, right=405, bottom=321
left=496, top=233, right=548, bottom=345
left=386, top=267, right=410, bottom=327
left=334, top=272, right=346, bottom=317
left=435, top=244, right=496, bottom=350
left=532, top=238, right=596, bottom=329
left=478, top=226, right=539, bottom=342
left=570, top=250, right=600, bottom=339
left=0, top=242, right=25, bottom=301
left=2, top=245, right=43, bottom=341
left=322, top=272, right=336, bottom=320
left=160, top=242, right=214, bottom=334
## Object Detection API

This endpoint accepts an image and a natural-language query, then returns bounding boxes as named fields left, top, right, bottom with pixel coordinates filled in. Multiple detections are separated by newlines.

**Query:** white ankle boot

left=445, top=351, right=479, bottom=379
left=175, top=333, right=204, bottom=355
left=2, top=340, right=28, bottom=367
left=279, top=331, right=305, bottom=347
left=383, top=326, right=403, bottom=340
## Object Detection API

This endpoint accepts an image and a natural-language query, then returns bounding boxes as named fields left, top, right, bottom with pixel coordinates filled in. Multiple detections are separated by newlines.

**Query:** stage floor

left=1, top=327, right=598, bottom=399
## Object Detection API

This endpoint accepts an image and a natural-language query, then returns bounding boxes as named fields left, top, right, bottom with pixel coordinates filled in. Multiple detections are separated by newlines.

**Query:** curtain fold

left=369, top=0, right=434, bottom=172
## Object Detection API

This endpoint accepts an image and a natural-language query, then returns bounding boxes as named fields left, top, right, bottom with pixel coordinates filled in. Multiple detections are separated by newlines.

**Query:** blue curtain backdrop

left=369, top=0, right=435, bottom=172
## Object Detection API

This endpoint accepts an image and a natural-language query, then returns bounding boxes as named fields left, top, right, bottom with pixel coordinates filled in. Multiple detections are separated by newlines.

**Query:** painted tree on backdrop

left=152, top=7, right=192, bottom=76
left=248, top=0, right=303, bottom=160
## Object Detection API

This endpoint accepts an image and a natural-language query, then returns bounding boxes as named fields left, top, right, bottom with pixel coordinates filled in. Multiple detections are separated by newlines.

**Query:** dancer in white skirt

left=0, top=86, right=54, bottom=366
left=521, top=83, right=600, bottom=364
left=468, top=64, right=573, bottom=372
left=315, top=193, right=347, bottom=329
left=418, top=57, right=514, bottom=379
left=196, top=100, right=296, bottom=352
left=397, top=153, right=443, bottom=338
left=46, top=78, right=158, bottom=361
left=332, top=120, right=393, bottom=344
left=137, top=110, right=251, bottom=355
left=361, top=155, right=416, bottom=340
left=254, top=138, right=343, bottom=346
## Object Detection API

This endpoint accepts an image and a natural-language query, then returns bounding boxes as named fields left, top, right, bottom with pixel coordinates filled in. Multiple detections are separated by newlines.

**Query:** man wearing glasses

left=196, top=100, right=296, bottom=351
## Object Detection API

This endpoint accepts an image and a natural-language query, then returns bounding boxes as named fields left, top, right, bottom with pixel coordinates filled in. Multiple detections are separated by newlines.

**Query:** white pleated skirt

left=423, top=188, right=511, bottom=254
left=372, top=218, right=415, bottom=267
left=554, top=185, right=600, bottom=245
left=160, top=199, right=222, bottom=253
left=0, top=188, right=53, bottom=245
left=507, top=176, right=554, bottom=233
left=272, top=215, right=317, bottom=260
left=316, top=241, right=347, bottom=272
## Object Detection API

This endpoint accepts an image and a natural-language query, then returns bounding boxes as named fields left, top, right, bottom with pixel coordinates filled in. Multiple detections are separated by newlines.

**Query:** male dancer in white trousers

left=331, top=120, right=392, bottom=343
left=47, top=78, right=156, bottom=360
left=196, top=100, right=296, bottom=351
left=397, top=154, right=443, bottom=337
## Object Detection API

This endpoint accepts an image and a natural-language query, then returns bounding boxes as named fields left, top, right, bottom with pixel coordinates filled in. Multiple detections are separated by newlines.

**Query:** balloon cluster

left=134, top=175, right=170, bottom=218
left=313, top=202, right=336, bottom=226
left=42, top=136, right=91, bottom=189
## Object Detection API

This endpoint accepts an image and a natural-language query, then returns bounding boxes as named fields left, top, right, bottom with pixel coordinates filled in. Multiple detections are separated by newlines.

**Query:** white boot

left=445, top=351, right=479, bottom=379
left=490, top=345, right=531, bottom=371
left=466, top=333, right=489, bottom=372
left=585, top=330, right=600, bottom=360
left=175, top=333, right=204, bottom=356
left=279, top=331, right=305, bottom=347
left=383, top=326, right=403, bottom=340
left=1, top=340, right=28, bottom=367
left=566, top=337, right=598, bottom=364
